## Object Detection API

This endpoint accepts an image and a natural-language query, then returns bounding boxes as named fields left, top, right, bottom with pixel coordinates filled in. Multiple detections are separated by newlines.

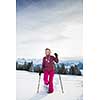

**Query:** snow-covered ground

left=16, top=71, right=83, bottom=100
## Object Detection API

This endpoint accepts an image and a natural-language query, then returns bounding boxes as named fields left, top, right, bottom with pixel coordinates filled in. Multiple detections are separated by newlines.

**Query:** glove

left=39, top=71, right=42, bottom=76
left=39, top=69, right=42, bottom=76
left=54, top=53, right=58, bottom=57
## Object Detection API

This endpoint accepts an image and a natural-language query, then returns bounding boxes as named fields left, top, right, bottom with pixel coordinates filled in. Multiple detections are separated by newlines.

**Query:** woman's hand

left=54, top=53, right=58, bottom=57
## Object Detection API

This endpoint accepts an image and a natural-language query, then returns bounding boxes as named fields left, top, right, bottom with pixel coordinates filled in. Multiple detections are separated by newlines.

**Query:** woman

left=42, top=48, right=59, bottom=93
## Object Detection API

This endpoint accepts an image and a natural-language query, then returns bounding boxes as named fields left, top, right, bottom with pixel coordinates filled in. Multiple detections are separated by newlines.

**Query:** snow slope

left=16, top=71, right=83, bottom=100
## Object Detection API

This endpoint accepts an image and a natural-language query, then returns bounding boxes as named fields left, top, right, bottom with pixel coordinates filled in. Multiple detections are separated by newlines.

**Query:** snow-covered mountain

left=16, top=71, right=83, bottom=100
left=16, top=58, right=83, bottom=69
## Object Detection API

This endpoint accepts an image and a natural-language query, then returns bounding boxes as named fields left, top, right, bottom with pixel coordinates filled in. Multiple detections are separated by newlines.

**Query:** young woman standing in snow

left=42, top=48, right=59, bottom=93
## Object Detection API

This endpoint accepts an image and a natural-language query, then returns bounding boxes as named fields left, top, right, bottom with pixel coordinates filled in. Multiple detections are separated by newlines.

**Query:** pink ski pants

left=43, top=70, right=54, bottom=92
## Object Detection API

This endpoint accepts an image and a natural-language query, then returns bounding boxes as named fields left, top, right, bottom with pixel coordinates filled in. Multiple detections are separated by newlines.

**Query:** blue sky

left=16, top=0, right=83, bottom=59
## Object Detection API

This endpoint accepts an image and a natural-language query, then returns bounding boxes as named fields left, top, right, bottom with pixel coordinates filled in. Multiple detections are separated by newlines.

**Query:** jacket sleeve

left=53, top=56, right=59, bottom=63
left=42, top=57, right=45, bottom=70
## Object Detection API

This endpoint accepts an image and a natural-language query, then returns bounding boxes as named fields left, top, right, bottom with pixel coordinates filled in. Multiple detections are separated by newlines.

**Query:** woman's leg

left=48, top=70, right=54, bottom=93
left=43, top=70, right=49, bottom=85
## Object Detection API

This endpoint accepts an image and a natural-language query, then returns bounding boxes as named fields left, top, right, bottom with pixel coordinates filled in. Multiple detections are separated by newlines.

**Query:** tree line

left=16, top=61, right=82, bottom=76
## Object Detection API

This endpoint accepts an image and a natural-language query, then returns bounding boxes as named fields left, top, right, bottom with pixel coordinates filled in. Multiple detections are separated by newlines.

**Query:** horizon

left=16, top=56, right=83, bottom=61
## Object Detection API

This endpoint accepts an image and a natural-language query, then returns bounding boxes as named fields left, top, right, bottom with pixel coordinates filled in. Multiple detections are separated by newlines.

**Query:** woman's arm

left=42, top=57, right=45, bottom=70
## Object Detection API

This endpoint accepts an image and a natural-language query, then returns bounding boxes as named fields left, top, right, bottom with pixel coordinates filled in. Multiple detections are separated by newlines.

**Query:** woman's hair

left=45, top=48, right=51, bottom=51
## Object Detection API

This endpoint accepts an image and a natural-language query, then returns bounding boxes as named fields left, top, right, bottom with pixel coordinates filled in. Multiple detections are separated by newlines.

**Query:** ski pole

left=59, top=73, right=64, bottom=93
left=56, top=63, right=64, bottom=93
left=37, top=70, right=41, bottom=93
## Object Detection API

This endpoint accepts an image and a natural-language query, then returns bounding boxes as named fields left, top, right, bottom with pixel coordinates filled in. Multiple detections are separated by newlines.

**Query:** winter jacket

left=42, top=55, right=59, bottom=71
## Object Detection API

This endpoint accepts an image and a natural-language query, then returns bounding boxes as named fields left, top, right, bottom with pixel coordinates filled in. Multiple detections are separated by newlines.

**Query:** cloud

left=16, top=0, right=83, bottom=58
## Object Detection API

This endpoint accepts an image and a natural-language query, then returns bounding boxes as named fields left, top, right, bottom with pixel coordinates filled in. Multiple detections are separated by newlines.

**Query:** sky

left=16, top=0, right=83, bottom=59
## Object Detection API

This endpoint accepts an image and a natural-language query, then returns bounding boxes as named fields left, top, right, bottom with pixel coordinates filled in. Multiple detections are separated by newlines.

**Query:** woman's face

left=45, top=50, right=51, bottom=56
